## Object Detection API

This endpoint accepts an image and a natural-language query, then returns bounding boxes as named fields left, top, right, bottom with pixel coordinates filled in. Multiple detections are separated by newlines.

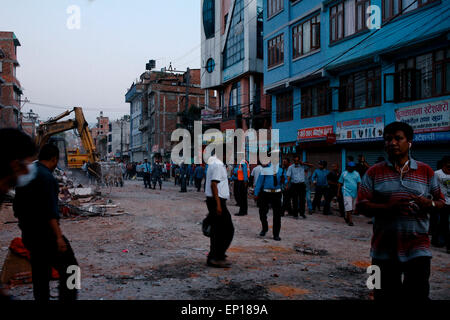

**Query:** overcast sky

left=1, top=0, right=201, bottom=123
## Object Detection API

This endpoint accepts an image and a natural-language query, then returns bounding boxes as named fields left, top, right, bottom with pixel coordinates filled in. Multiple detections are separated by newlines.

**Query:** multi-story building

left=264, top=0, right=449, bottom=170
left=107, top=116, right=131, bottom=160
left=126, top=67, right=216, bottom=163
left=0, top=32, right=23, bottom=129
left=201, top=0, right=272, bottom=133
left=91, top=111, right=110, bottom=160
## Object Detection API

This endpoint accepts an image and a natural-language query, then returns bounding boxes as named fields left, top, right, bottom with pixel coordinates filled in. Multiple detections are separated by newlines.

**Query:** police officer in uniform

left=254, top=151, right=284, bottom=241
left=152, top=158, right=163, bottom=190
left=232, top=159, right=250, bottom=216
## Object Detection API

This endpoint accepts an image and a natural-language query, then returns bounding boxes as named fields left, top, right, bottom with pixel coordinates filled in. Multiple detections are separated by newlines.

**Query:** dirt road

left=1, top=179, right=449, bottom=300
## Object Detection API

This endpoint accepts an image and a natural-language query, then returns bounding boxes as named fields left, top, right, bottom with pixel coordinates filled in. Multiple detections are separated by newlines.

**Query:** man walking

left=194, top=164, right=205, bottom=192
left=254, top=159, right=284, bottom=241
left=286, top=156, right=314, bottom=219
left=280, top=159, right=292, bottom=216
left=356, top=122, right=445, bottom=300
left=338, top=162, right=361, bottom=226
left=152, top=158, right=163, bottom=190
left=311, top=160, right=330, bottom=215
left=205, top=152, right=234, bottom=268
left=180, top=163, right=188, bottom=192
left=433, top=156, right=450, bottom=252
left=326, top=163, right=345, bottom=217
left=142, top=158, right=151, bottom=189
left=13, top=144, right=79, bottom=301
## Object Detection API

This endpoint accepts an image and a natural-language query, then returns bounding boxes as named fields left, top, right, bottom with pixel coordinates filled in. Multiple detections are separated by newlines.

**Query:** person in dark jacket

left=13, top=144, right=78, bottom=301
left=194, top=164, right=205, bottom=192
left=152, top=159, right=163, bottom=190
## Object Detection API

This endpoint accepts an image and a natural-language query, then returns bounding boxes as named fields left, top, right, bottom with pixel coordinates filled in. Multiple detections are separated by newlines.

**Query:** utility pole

left=185, top=67, right=190, bottom=114
left=120, top=119, right=123, bottom=159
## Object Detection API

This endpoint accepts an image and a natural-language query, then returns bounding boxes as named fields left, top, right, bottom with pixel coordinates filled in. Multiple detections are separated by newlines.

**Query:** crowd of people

left=0, top=120, right=448, bottom=301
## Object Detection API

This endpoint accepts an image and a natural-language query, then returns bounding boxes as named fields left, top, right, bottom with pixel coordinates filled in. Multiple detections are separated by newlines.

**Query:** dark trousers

left=372, top=257, right=431, bottom=301
left=195, top=178, right=202, bottom=192
left=152, top=176, right=162, bottom=189
left=180, top=177, right=187, bottom=192
left=143, top=172, right=151, bottom=188
left=234, top=180, right=248, bottom=214
left=313, top=186, right=330, bottom=214
left=431, top=205, right=450, bottom=248
left=206, top=197, right=234, bottom=261
left=259, top=192, right=282, bottom=237
left=23, top=235, right=78, bottom=301
left=281, top=188, right=292, bottom=216
left=291, top=183, right=306, bottom=217
left=328, top=187, right=345, bottom=216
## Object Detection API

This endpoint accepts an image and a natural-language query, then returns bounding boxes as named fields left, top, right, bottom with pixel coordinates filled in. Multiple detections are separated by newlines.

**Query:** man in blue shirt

left=338, top=162, right=361, bottom=226
left=311, top=160, right=331, bottom=215
left=142, top=158, right=152, bottom=189
left=254, top=160, right=284, bottom=241
left=194, top=164, right=205, bottom=192
left=286, top=156, right=314, bottom=218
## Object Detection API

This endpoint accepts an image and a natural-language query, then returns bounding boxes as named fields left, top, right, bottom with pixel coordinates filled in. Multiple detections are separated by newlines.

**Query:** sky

left=0, top=0, right=201, bottom=123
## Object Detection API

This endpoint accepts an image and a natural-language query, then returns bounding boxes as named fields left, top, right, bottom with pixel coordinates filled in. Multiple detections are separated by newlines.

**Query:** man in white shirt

left=204, top=152, right=234, bottom=268
left=251, top=162, right=263, bottom=188
left=433, top=156, right=450, bottom=252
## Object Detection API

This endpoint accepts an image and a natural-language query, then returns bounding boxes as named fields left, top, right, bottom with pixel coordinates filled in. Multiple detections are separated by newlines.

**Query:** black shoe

left=235, top=213, right=247, bottom=216
left=259, top=231, right=266, bottom=236
left=273, top=236, right=281, bottom=241
left=207, top=259, right=231, bottom=268
left=367, top=220, right=373, bottom=224
left=348, top=222, right=354, bottom=226
left=301, top=214, right=306, bottom=219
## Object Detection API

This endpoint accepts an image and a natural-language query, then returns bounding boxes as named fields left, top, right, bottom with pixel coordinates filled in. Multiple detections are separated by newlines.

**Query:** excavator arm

left=36, top=107, right=99, bottom=164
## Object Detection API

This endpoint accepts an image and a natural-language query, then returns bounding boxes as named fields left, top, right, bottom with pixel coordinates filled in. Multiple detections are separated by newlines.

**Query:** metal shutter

left=411, top=147, right=450, bottom=171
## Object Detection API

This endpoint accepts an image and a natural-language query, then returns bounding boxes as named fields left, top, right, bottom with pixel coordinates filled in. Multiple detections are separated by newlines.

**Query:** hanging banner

left=395, top=100, right=449, bottom=133
left=297, top=125, right=333, bottom=142
left=336, top=116, right=384, bottom=142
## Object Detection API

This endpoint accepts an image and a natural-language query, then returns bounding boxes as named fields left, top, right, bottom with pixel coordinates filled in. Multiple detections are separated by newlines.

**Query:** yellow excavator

left=35, top=107, right=100, bottom=174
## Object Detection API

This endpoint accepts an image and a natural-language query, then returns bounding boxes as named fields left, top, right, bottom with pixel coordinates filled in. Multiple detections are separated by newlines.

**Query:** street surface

left=1, top=179, right=449, bottom=300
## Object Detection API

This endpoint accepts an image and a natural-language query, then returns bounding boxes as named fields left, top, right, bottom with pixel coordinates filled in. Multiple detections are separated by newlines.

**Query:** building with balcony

left=0, top=31, right=23, bottom=129
left=264, top=0, right=449, bottom=169
left=201, top=0, right=272, bottom=133
left=126, top=66, right=216, bottom=163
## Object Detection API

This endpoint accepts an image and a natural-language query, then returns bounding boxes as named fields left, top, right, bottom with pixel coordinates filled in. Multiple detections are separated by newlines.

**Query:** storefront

left=395, top=100, right=450, bottom=170
left=297, top=125, right=341, bottom=168
left=336, top=116, right=386, bottom=169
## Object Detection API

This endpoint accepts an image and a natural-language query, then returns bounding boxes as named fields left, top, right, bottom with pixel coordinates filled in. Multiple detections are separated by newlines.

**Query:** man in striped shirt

left=356, top=122, right=445, bottom=301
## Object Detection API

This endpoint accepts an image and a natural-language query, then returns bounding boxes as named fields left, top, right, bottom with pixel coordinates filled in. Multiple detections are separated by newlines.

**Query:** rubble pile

left=55, top=168, right=127, bottom=218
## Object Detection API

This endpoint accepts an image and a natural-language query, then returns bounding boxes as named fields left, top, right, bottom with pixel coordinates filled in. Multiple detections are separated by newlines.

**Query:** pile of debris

left=55, top=168, right=128, bottom=218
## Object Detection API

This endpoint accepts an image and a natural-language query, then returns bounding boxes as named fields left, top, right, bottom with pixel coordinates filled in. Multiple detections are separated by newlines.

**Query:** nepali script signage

left=395, top=100, right=449, bottom=133
left=297, top=125, right=333, bottom=142
left=336, top=116, right=384, bottom=142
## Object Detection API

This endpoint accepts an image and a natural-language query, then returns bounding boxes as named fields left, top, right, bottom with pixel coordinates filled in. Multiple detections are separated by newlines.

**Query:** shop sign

left=395, top=100, right=449, bottom=133
left=297, top=125, right=333, bottom=142
left=336, top=116, right=384, bottom=142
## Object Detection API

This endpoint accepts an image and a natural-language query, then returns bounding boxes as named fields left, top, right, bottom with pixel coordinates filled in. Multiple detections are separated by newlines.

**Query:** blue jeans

left=305, top=189, right=312, bottom=210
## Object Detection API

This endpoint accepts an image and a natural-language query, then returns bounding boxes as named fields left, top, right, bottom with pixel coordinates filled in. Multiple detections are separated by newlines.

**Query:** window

left=228, top=81, right=241, bottom=117
left=340, top=67, right=381, bottom=110
left=223, top=0, right=245, bottom=69
left=203, top=0, right=215, bottom=39
left=383, top=0, right=436, bottom=21
left=385, top=48, right=450, bottom=102
left=268, top=33, right=284, bottom=68
left=330, top=0, right=370, bottom=43
left=293, top=14, right=320, bottom=59
left=206, top=58, right=215, bottom=73
left=257, top=6, right=264, bottom=59
left=301, top=82, right=332, bottom=118
left=268, top=0, right=284, bottom=18
left=276, top=91, right=293, bottom=122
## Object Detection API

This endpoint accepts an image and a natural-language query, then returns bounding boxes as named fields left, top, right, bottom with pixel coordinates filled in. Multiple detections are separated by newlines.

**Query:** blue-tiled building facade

left=263, top=0, right=449, bottom=170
